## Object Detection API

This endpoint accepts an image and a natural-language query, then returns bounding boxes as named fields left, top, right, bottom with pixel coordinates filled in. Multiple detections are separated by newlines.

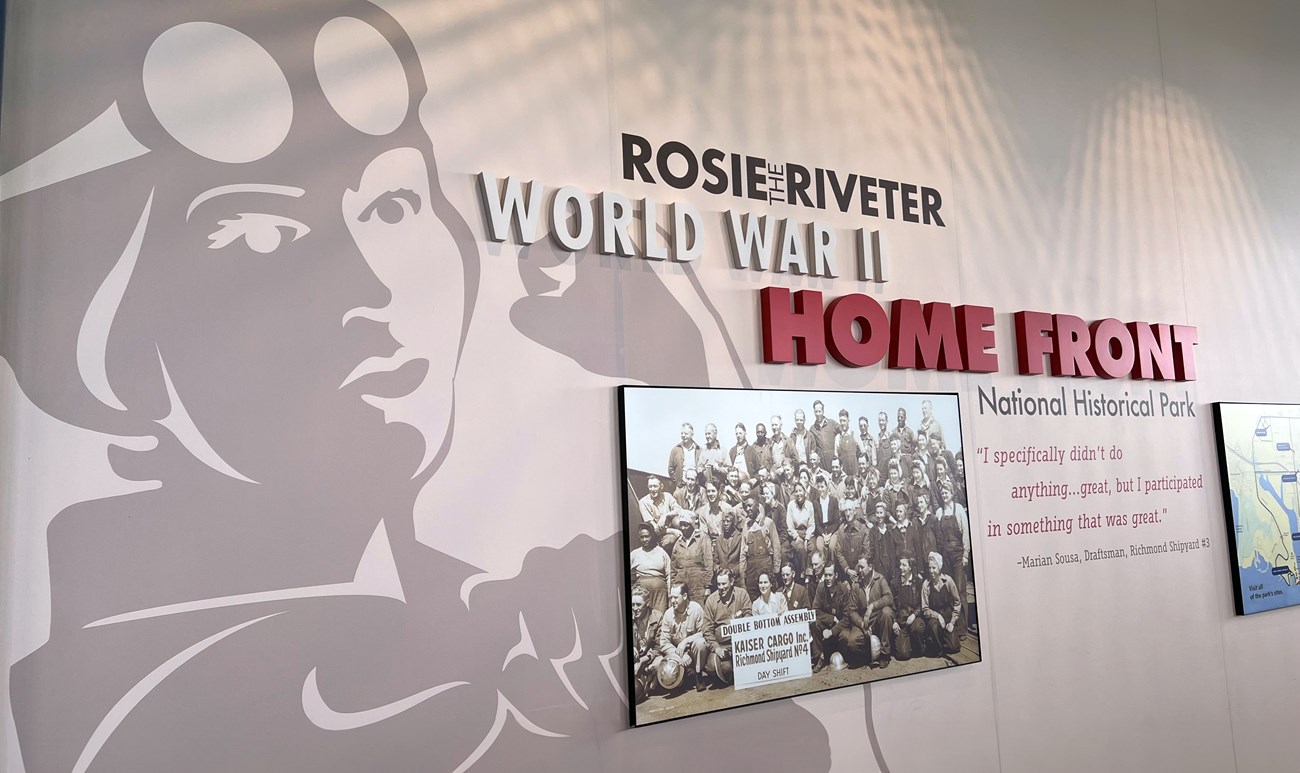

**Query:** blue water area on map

left=1237, top=479, right=1300, bottom=613
left=1258, top=474, right=1299, bottom=536
left=1239, top=561, right=1297, bottom=614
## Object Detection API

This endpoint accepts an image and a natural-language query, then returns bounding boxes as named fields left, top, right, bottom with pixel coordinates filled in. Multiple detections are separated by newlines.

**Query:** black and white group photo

left=620, top=386, right=981, bottom=724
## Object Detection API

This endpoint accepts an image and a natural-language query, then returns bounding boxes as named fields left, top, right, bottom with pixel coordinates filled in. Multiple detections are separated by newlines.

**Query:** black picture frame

left=1212, top=401, right=1300, bottom=615
left=619, top=384, right=982, bottom=726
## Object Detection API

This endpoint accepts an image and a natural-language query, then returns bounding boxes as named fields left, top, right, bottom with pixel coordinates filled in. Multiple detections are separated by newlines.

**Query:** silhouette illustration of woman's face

left=106, top=11, right=469, bottom=486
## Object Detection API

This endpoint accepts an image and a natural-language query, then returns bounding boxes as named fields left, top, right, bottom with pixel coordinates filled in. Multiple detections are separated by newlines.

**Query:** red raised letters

left=760, top=286, right=827, bottom=364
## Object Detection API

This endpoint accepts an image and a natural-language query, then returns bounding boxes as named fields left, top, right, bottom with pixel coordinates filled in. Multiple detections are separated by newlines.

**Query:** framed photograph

left=1212, top=402, right=1300, bottom=615
left=619, top=385, right=981, bottom=726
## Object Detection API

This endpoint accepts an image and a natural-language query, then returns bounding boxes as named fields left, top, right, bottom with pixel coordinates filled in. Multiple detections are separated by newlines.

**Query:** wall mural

left=10, top=0, right=1294, bottom=771
left=0, top=2, right=849, bottom=770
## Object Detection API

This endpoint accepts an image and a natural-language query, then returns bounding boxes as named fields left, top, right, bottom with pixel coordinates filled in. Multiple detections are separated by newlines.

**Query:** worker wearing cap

left=671, top=511, right=714, bottom=605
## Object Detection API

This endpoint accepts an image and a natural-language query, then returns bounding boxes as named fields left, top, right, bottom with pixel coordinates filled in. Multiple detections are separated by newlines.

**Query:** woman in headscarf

left=0, top=1, right=841, bottom=767
left=671, top=511, right=715, bottom=605
left=713, top=508, right=744, bottom=582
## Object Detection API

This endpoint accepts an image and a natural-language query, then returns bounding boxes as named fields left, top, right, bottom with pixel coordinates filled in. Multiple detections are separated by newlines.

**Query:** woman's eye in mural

left=358, top=188, right=421, bottom=225
left=207, top=213, right=311, bottom=254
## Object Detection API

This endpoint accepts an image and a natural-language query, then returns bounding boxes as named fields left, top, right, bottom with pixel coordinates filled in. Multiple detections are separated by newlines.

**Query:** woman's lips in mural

left=340, top=349, right=429, bottom=399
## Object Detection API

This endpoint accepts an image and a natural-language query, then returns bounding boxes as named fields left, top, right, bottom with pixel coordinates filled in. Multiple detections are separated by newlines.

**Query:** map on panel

left=1214, top=403, right=1300, bottom=614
